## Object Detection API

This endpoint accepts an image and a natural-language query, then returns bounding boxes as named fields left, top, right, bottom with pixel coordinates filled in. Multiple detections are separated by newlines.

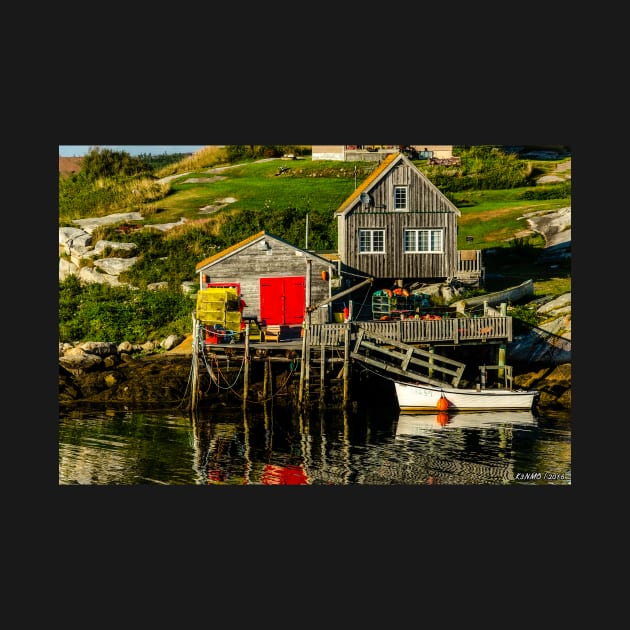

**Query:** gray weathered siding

left=201, top=239, right=332, bottom=321
left=343, top=162, right=459, bottom=279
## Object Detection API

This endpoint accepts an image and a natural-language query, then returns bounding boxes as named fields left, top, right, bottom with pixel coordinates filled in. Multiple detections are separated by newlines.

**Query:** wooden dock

left=190, top=313, right=514, bottom=412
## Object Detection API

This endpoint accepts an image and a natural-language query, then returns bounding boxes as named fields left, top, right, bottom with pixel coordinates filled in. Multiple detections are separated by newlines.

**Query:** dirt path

left=168, top=335, right=193, bottom=354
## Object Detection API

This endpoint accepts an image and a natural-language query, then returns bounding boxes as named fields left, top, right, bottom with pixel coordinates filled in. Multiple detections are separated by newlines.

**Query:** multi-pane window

left=404, top=229, right=443, bottom=253
left=393, top=186, right=408, bottom=210
left=359, top=229, right=385, bottom=253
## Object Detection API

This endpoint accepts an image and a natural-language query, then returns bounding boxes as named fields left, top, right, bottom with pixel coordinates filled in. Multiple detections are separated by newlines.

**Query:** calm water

left=58, top=402, right=571, bottom=486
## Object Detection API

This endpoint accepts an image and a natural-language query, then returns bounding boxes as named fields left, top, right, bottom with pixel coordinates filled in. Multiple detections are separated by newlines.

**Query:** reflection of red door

left=260, top=276, right=305, bottom=325
left=262, top=464, right=309, bottom=485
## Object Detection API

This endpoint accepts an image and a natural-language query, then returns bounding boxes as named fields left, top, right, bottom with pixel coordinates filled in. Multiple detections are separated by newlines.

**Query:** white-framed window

left=393, top=186, right=408, bottom=210
left=359, top=229, right=385, bottom=253
left=404, top=229, right=443, bottom=253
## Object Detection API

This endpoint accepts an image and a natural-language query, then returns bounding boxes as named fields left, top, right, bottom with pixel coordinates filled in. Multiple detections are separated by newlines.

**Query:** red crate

left=205, top=325, right=235, bottom=344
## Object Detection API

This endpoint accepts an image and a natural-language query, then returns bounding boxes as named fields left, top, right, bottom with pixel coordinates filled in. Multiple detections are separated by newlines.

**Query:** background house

left=335, top=152, right=480, bottom=288
left=195, top=231, right=336, bottom=326
left=312, top=145, right=454, bottom=161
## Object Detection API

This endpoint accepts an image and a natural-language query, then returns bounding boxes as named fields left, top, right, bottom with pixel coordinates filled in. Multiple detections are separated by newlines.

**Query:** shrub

left=59, top=278, right=192, bottom=343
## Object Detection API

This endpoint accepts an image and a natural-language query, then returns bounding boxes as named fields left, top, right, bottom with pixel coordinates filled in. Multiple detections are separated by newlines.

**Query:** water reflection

left=395, top=410, right=537, bottom=435
left=59, top=403, right=571, bottom=486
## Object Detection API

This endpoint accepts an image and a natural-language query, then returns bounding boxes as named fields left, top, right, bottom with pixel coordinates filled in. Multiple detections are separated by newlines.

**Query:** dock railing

left=456, top=249, right=484, bottom=285
left=308, top=316, right=512, bottom=347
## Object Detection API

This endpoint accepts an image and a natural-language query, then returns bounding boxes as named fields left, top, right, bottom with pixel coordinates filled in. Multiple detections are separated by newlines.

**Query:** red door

left=260, top=276, right=305, bottom=325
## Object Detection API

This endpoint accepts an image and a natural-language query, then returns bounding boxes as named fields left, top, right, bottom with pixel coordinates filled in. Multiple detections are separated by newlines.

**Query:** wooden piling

left=190, top=314, right=200, bottom=412
left=343, top=323, right=350, bottom=408
left=304, top=325, right=311, bottom=403
left=298, top=311, right=310, bottom=407
left=319, top=337, right=325, bottom=406
left=498, top=303, right=507, bottom=381
left=243, top=322, right=250, bottom=408
left=498, top=343, right=506, bottom=382
left=263, top=356, right=269, bottom=399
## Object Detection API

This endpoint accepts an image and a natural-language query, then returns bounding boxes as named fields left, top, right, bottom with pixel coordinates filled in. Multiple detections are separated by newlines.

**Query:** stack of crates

left=196, top=287, right=242, bottom=343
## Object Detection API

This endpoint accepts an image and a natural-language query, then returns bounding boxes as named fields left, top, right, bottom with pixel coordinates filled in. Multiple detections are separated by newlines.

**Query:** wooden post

left=428, top=345, right=435, bottom=378
left=319, top=336, right=325, bottom=406
left=299, top=260, right=312, bottom=407
left=343, top=323, right=350, bottom=408
left=263, top=356, right=269, bottom=399
left=498, top=303, right=507, bottom=383
left=242, top=322, right=250, bottom=409
left=298, top=311, right=311, bottom=406
left=304, top=322, right=311, bottom=405
left=191, top=314, right=200, bottom=412
left=498, top=343, right=506, bottom=385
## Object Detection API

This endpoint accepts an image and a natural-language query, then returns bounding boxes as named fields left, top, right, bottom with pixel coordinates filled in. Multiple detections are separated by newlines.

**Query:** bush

left=509, top=304, right=543, bottom=333
left=518, top=181, right=571, bottom=200
left=59, top=278, right=192, bottom=343
left=82, top=147, right=152, bottom=180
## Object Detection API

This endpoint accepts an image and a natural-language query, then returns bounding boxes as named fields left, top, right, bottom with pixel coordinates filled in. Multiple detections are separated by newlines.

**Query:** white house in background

left=312, top=145, right=454, bottom=161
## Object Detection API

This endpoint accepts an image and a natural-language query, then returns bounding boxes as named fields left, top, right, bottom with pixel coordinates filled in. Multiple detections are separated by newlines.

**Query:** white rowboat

left=394, top=380, right=538, bottom=412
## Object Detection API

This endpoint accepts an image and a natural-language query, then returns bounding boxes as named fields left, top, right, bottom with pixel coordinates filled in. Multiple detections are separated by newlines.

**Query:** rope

left=196, top=343, right=300, bottom=405
left=229, top=361, right=300, bottom=405
left=175, top=359, right=197, bottom=409
left=201, top=351, right=245, bottom=390
left=357, top=362, right=399, bottom=384
left=351, top=288, right=372, bottom=320
left=341, top=270, right=372, bottom=280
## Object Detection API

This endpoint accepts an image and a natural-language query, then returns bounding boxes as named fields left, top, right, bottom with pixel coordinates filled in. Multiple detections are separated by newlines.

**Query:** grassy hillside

left=59, top=147, right=571, bottom=343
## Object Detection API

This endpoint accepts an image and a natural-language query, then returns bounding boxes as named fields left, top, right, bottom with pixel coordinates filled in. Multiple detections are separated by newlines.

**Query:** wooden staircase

left=350, top=328, right=466, bottom=387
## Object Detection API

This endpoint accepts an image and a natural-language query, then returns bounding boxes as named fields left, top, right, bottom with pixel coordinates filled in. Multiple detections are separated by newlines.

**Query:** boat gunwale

left=394, top=379, right=539, bottom=412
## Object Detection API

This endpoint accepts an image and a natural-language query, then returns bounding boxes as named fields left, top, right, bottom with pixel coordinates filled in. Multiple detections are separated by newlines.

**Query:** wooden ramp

left=350, top=328, right=466, bottom=387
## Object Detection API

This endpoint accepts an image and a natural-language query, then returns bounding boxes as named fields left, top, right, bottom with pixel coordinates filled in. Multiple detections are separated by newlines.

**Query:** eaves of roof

left=334, top=152, right=400, bottom=216
left=195, top=230, right=333, bottom=272
left=195, top=231, right=266, bottom=272
left=333, top=151, right=461, bottom=217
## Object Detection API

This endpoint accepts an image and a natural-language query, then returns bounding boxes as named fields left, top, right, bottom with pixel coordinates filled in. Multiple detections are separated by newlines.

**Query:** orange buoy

left=436, top=412, right=449, bottom=426
left=321, top=270, right=328, bottom=281
left=436, top=395, right=449, bottom=411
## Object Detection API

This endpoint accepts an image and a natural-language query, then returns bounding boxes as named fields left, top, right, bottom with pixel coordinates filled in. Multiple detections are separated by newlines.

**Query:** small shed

left=195, top=231, right=336, bottom=326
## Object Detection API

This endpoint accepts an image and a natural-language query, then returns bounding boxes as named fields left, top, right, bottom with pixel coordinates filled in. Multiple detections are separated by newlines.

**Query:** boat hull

left=394, top=380, right=538, bottom=412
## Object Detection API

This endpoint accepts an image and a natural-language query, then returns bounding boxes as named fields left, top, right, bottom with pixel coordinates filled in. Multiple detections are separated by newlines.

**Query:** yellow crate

left=196, top=308, right=225, bottom=322
left=197, top=288, right=238, bottom=304
left=225, top=312, right=242, bottom=325
left=197, top=316, right=224, bottom=325
left=245, top=319, right=262, bottom=342
left=197, top=290, right=220, bottom=303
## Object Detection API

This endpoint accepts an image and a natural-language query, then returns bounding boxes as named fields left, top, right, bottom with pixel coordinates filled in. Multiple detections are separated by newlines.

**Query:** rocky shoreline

left=59, top=336, right=571, bottom=414
left=60, top=228, right=571, bottom=414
